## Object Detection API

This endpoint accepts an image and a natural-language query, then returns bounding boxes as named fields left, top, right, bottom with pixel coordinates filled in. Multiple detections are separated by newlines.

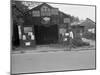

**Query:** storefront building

left=13, top=3, right=71, bottom=48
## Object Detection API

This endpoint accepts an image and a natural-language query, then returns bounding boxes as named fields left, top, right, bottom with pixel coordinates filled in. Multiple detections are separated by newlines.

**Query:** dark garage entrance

left=12, top=24, right=20, bottom=48
left=34, top=25, right=58, bottom=45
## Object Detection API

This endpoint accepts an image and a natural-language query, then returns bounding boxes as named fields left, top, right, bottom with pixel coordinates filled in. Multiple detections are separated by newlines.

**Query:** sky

left=49, top=3, right=95, bottom=22
left=21, top=0, right=96, bottom=22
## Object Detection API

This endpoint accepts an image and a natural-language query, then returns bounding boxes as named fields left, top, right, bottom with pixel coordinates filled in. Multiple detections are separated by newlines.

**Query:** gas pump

left=20, top=26, right=36, bottom=48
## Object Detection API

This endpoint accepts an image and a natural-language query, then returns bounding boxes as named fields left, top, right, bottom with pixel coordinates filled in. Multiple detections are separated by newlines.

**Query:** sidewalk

left=11, top=44, right=95, bottom=54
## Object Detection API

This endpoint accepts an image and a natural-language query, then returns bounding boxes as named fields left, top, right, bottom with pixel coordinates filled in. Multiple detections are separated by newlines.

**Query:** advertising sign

left=24, top=27, right=32, bottom=33
left=64, top=18, right=70, bottom=23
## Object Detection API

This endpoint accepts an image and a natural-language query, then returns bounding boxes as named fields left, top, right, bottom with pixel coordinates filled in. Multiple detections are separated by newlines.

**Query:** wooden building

left=12, top=3, right=72, bottom=48
left=70, top=22, right=90, bottom=47
left=71, top=22, right=85, bottom=39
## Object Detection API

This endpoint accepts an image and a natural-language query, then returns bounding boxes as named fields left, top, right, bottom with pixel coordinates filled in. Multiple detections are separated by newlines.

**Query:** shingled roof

left=71, top=18, right=95, bottom=29
left=80, top=18, right=95, bottom=28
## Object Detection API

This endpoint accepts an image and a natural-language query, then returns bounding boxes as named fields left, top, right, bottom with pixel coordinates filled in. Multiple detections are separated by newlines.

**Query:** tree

left=71, top=16, right=80, bottom=23
left=12, top=1, right=26, bottom=48
left=12, top=1, right=29, bottom=13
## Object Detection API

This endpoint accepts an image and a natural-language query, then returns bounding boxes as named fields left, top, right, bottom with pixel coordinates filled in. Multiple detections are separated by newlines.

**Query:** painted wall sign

left=41, top=8, right=58, bottom=16
left=24, top=27, right=32, bottom=33
left=64, top=18, right=70, bottom=23
left=41, top=17, right=50, bottom=24
left=43, top=17, right=50, bottom=21
left=32, top=5, right=58, bottom=17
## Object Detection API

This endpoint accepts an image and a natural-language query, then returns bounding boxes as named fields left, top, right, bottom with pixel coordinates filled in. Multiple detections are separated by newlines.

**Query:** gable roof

left=29, top=3, right=57, bottom=11
left=71, top=18, right=95, bottom=28
left=80, top=18, right=95, bottom=28
left=28, top=3, right=71, bottom=17
left=59, top=11, right=71, bottom=18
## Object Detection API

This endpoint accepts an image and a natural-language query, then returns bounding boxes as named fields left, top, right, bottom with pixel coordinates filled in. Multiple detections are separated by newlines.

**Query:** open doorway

left=12, top=24, right=20, bottom=48
left=34, top=25, right=59, bottom=45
